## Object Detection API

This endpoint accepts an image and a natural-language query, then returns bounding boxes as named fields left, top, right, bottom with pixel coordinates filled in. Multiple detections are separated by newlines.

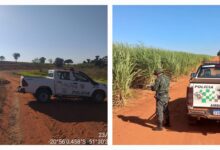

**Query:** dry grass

left=0, top=78, right=9, bottom=114
left=0, top=86, right=7, bottom=114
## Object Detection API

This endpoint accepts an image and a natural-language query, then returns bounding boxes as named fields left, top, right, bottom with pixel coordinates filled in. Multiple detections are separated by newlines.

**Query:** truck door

left=55, top=71, right=74, bottom=96
left=71, top=72, right=94, bottom=97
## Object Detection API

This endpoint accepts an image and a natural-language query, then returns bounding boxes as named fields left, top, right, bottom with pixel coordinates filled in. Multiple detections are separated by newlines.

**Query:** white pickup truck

left=17, top=69, right=107, bottom=102
left=187, top=62, right=220, bottom=123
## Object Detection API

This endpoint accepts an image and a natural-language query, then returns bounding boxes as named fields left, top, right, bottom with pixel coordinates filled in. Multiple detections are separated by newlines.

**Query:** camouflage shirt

left=151, top=74, right=170, bottom=96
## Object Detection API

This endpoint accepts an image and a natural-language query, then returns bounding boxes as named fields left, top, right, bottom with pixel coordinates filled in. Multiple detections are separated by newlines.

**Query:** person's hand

left=146, top=84, right=152, bottom=90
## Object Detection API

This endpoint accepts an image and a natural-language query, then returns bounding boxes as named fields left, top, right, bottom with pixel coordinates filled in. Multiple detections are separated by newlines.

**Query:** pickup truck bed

left=18, top=76, right=54, bottom=94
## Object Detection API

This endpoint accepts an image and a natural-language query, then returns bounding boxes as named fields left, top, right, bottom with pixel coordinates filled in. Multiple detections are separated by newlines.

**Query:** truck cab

left=187, top=62, right=220, bottom=123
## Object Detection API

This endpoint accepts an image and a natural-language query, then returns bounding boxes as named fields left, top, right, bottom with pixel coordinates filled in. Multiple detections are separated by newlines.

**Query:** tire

left=92, top=91, right=105, bottom=102
left=188, top=116, right=197, bottom=125
left=36, top=89, right=51, bottom=102
left=33, top=93, right=37, bottom=98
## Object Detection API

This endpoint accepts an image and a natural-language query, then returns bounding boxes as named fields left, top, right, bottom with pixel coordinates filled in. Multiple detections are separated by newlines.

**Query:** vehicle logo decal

left=194, top=92, right=202, bottom=100
left=194, top=88, right=215, bottom=103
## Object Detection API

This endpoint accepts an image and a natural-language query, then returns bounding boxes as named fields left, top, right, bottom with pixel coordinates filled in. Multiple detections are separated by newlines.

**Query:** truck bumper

left=188, top=107, right=220, bottom=120
left=17, top=86, right=26, bottom=93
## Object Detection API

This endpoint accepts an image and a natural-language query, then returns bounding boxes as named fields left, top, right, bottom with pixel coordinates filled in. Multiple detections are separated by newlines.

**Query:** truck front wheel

left=36, top=89, right=51, bottom=102
left=92, top=91, right=105, bottom=102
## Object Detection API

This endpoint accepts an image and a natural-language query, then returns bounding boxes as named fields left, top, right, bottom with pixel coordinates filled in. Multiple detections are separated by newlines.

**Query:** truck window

left=198, top=67, right=220, bottom=78
left=57, top=71, right=70, bottom=80
left=73, top=73, right=89, bottom=82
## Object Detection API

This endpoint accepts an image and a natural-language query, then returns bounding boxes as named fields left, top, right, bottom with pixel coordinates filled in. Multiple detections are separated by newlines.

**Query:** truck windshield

left=73, top=73, right=89, bottom=82
left=72, top=71, right=98, bottom=85
left=198, top=67, right=220, bottom=78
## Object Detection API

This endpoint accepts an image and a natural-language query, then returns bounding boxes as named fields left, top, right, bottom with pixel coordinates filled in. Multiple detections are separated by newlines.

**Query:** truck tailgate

left=193, top=83, right=220, bottom=107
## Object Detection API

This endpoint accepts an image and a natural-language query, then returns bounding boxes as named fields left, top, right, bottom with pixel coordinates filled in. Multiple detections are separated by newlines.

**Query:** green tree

left=64, top=59, right=73, bottom=65
left=32, top=58, right=40, bottom=63
left=92, top=55, right=107, bottom=67
left=101, top=56, right=107, bottom=67
left=86, top=59, right=91, bottom=64
left=13, top=53, right=20, bottom=62
left=48, top=59, right=53, bottom=64
left=95, top=55, right=100, bottom=61
left=0, top=56, right=5, bottom=61
left=39, top=57, right=46, bottom=64
left=54, top=57, right=64, bottom=68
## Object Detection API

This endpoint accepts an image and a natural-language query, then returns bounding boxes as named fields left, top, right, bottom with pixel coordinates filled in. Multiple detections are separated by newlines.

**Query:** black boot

left=153, top=122, right=163, bottom=131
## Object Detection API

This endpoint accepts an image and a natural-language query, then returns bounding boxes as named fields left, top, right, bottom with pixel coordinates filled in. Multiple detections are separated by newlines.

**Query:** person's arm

left=151, top=78, right=160, bottom=91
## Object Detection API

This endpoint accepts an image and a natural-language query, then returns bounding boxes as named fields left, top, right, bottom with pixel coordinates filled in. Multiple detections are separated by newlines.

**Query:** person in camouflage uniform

left=151, top=68, right=170, bottom=131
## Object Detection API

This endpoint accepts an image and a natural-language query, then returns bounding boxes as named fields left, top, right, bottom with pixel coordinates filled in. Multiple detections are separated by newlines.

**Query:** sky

left=113, top=6, right=220, bottom=56
left=0, top=6, right=107, bottom=63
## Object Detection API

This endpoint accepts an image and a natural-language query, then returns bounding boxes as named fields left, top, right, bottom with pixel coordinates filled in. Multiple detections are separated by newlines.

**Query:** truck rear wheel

left=36, top=89, right=51, bottom=102
left=92, top=91, right=105, bottom=102
left=188, top=116, right=198, bottom=125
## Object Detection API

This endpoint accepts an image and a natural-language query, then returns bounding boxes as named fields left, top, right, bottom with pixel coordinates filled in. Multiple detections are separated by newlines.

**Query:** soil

left=0, top=71, right=107, bottom=144
left=113, top=57, right=220, bottom=145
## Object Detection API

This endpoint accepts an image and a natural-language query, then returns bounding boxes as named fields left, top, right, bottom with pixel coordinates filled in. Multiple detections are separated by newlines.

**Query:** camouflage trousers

left=156, top=98, right=169, bottom=124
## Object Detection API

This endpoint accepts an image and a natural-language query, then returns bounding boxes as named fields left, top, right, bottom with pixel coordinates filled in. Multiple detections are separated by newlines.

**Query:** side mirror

left=191, top=73, right=196, bottom=78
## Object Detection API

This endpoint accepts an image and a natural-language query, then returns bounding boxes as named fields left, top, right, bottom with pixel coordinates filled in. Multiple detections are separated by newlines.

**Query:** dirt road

left=0, top=71, right=107, bottom=144
left=113, top=70, right=220, bottom=145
